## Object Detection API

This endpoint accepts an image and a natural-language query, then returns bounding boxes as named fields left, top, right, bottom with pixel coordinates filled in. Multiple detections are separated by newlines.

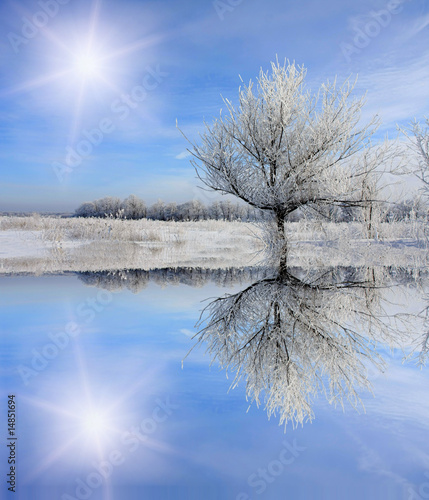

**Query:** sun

left=73, top=51, right=101, bottom=80
left=80, top=409, right=110, bottom=436
left=0, top=0, right=166, bottom=150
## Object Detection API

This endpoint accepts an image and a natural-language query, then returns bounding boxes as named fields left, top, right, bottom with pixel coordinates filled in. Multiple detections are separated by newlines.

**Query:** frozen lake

left=1, top=267, right=429, bottom=499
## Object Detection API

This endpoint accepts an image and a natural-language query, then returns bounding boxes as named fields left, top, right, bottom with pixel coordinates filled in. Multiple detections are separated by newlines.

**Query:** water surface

left=1, top=268, right=428, bottom=500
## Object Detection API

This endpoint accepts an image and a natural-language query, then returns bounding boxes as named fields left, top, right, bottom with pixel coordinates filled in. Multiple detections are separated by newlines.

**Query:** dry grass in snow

left=0, top=216, right=264, bottom=274
left=1, top=215, right=429, bottom=274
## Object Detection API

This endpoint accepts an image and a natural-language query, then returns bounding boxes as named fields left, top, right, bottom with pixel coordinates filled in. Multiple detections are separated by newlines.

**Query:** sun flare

left=81, top=409, right=109, bottom=435
left=0, top=0, right=165, bottom=152
left=73, top=51, right=101, bottom=79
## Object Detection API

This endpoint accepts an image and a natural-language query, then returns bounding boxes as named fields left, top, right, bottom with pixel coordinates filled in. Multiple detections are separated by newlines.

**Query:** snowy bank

left=0, top=216, right=428, bottom=274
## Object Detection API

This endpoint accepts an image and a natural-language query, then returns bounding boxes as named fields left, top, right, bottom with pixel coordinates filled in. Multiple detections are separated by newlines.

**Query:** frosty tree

left=401, top=117, right=429, bottom=196
left=122, top=194, right=147, bottom=219
left=185, top=60, right=388, bottom=237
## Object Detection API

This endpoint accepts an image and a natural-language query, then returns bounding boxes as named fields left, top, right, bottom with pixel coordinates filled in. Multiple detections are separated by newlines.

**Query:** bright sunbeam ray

left=87, top=0, right=103, bottom=50
left=69, top=80, right=87, bottom=144
left=25, top=425, right=116, bottom=500
left=98, top=364, right=164, bottom=416
left=93, top=74, right=126, bottom=97
left=141, top=436, right=181, bottom=457
left=0, top=69, right=72, bottom=97
left=12, top=2, right=75, bottom=56
left=24, top=433, right=84, bottom=483
left=52, top=342, right=101, bottom=461
left=72, top=343, right=108, bottom=458
left=19, top=396, right=78, bottom=419
left=100, top=32, right=169, bottom=61
left=37, top=28, right=75, bottom=57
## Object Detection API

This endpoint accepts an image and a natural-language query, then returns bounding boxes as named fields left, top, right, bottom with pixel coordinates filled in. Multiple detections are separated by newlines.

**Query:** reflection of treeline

left=77, top=265, right=429, bottom=293
left=77, top=267, right=271, bottom=293
left=75, top=195, right=271, bottom=222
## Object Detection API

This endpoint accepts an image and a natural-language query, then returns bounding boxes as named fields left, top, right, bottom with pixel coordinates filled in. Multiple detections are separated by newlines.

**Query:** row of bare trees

left=75, top=193, right=428, bottom=224
left=75, top=195, right=271, bottom=222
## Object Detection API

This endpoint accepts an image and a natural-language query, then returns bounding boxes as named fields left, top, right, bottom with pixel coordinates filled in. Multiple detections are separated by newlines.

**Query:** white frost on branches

left=184, top=60, right=393, bottom=234
left=400, top=117, right=429, bottom=195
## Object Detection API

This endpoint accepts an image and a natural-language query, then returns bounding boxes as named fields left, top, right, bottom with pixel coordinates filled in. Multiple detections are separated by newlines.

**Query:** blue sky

left=1, top=0, right=429, bottom=212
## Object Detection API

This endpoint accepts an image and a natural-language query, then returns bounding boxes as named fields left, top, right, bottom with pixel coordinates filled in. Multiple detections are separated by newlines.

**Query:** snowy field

left=0, top=215, right=428, bottom=274
left=0, top=216, right=264, bottom=273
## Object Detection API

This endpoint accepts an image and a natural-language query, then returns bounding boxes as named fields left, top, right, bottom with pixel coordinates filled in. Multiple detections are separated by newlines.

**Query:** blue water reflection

left=0, top=270, right=428, bottom=500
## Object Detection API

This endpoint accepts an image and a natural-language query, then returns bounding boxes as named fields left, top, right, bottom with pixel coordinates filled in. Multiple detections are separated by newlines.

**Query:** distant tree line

left=74, top=194, right=272, bottom=222
left=314, top=197, right=429, bottom=223
left=74, top=194, right=428, bottom=223
left=382, top=198, right=428, bottom=222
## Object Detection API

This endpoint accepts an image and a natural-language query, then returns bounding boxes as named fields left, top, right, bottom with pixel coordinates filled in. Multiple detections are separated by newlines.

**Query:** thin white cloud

left=346, top=0, right=412, bottom=31
left=175, top=151, right=192, bottom=160
left=356, top=49, right=429, bottom=130
left=179, top=328, right=195, bottom=337
left=405, top=11, right=429, bottom=38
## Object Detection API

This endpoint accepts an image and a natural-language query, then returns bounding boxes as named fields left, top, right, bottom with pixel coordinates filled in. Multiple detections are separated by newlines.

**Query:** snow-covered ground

left=0, top=230, right=48, bottom=258
left=0, top=216, right=264, bottom=273
left=0, top=216, right=428, bottom=274
left=0, top=230, right=89, bottom=258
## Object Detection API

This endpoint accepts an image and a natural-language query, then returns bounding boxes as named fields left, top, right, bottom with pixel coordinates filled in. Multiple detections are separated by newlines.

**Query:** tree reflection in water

left=190, top=264, right=421, bottom=428
left=77, top=265, right=428, bottom=428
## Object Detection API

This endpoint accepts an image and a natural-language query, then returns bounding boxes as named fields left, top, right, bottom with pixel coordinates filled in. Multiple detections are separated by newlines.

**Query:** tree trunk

left=367, top=203, right=373, bottom=239
left=274, top=209, right=289, bottom=269
left=275, top=211, right=286, bottom=239
left=279, top=248, right=288, bottom=275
